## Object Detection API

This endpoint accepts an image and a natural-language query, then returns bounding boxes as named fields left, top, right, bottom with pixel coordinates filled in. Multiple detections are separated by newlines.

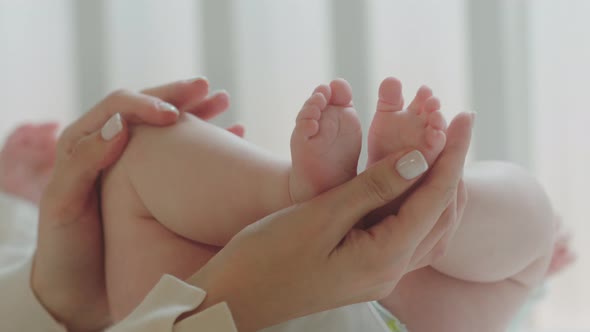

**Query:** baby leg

left=380, top=161, right=555, bottom=332
left=102, top=113, right=295, bottom=319
left=102, top=80, right=362, bottom=320
left=364, top=78, right=555, bottom=330
left=362, top=77, right=447, bottom=227
left=430, top=161, right=555, bottom=285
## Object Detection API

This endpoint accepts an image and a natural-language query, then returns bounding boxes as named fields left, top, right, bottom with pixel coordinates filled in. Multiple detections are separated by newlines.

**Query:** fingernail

left=156, top=101, right=179, bottom=115
left=184, top=76, right=207, bottom=84
left=396, top=150, right=428, bottom=180
left=101, top=113, right=123, bottom=141
left=213, top=89, right=229, bottom=96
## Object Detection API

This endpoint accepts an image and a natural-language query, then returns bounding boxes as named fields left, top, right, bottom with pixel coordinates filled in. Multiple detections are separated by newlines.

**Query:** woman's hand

left=186, top=113, right=474, bottom=332
left=32, top=78, right=239, bottom=332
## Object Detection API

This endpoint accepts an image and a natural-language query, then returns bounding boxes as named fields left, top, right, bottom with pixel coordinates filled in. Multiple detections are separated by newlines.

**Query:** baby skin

left=102, top=78, right=555, bottom=332
left=0, top=122, right=58, bottom=204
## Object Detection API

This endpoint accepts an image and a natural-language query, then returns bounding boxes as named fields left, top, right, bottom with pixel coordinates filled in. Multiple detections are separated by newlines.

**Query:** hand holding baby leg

left=185, top=113, right=473, bottom=332
left=33, top=78, right=236, bottom=332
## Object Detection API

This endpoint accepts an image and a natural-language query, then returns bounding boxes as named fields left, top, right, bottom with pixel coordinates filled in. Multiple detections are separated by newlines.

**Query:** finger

left=406, top=199, right=457, bottom=269
left=183, top=90, right=230, bottom=120
left=392, top=180, right=464, bottom=272
left=60, top=90, right=180, bottom=147
left=448, top=179, right=468, bottom=245
left=427, top=179, right=467, bottom=260
left=313, top=148, right=430, bottom=242
left=226, top=124, right=245, bottom=138
left=142, top=77, right=209, bottom=108
left=46, top=114, right=129, bottom=222
left=396, top=112, right=473, bottom=245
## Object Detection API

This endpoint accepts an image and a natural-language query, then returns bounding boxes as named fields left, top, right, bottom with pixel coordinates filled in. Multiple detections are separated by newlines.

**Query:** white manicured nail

left=396, top=150, right=428, bottom=180
left=156, top=101, right=179, bottom=114
left=184, top=76, right=207, bottom=83
left=101, top=113, right=123, bottom=141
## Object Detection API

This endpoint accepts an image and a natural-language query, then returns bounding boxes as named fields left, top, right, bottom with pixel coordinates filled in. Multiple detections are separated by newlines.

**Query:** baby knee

left=496, top=161, right=554, bottom=245
left=469, top=161, right=556, bottom=253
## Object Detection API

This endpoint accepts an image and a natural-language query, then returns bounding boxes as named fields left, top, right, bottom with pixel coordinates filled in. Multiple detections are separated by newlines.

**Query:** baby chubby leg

left=430, top=161, right=556, bottom=285
left=102, top=79, right=363, bottom=320
left=381, top=161, right=555, bottom=332
left=112, top=79, right=362, bottom=247
left=101, top=112, right=297, bottom=320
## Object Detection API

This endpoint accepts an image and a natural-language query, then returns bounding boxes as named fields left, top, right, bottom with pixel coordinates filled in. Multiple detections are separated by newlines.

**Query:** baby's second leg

left=365, top=78, right=555, bottom=330
left=430, top=161, right=555, bottom=284
left=380, top=162, right=555, bottom=332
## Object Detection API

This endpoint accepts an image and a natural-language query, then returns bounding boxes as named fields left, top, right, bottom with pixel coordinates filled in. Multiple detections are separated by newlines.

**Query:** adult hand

left=185, top=112, right=474, bottom=332
left=32, top=78, right=241, bottom=332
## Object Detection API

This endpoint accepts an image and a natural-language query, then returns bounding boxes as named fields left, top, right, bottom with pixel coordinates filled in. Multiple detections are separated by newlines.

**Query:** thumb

left=44, top=113, right=129, bottom=223
left=317, top=149, right=429, bottom=242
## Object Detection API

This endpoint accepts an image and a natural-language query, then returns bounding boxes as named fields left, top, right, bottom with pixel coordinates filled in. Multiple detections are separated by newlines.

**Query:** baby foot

left=289, top=79, right=362, bottom=202
left=367, top=77, right=446, bottom=168
left=546, top=216, right=576, bottom=277
left=0, top=122, right=59, bottom=204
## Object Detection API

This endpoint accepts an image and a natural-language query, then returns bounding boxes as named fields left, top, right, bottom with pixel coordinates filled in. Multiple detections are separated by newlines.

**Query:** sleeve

left=108, top=274, right=238, bottom=332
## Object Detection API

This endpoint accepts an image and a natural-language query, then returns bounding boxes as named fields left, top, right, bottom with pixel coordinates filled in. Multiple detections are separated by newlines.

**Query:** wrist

left=31, top=263, right=111, bottom=332
left=183, top=270, right=262, bottom=332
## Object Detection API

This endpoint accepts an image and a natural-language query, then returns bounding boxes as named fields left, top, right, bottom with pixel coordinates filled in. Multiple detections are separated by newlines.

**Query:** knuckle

left=57, top=126, right=75, bottom=152
left=433, top=182, right=458, bottom=205
left=362, top=170, right=395, bottom=204
left=92, top=89, right=133, bottom=119
left=440, top=207, right=456, bottom=228
left=105, top=89, right=130, bottom=103
left=40, top=184, right=75, bottom=222
left=373, top=284, right=396, bottom=300
left=458, top=181, right=468, bottom=206
left=435, top=241, right=450, bottom=258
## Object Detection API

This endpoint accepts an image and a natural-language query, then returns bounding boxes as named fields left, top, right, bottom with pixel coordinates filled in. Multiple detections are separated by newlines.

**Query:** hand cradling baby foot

left=289, top=76, right=448, bottom=208
left=368, top=77, right=447, bottom=169
left=0, top=122, right=59, bottom=204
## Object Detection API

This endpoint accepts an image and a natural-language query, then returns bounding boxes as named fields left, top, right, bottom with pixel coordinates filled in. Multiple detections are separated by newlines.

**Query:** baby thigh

left=104, top=213, right=219, bottom=322
left=102, top=162, right=219, bottom=322
left=383, top=264, right=549, bottom=332
left=431, top=161, right=555, bottom=285
left=380, top=161, right=556, bottom=331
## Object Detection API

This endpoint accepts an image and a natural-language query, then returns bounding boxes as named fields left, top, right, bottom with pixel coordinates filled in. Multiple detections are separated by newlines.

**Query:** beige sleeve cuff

left=108, top=274, right=237, bottom=332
